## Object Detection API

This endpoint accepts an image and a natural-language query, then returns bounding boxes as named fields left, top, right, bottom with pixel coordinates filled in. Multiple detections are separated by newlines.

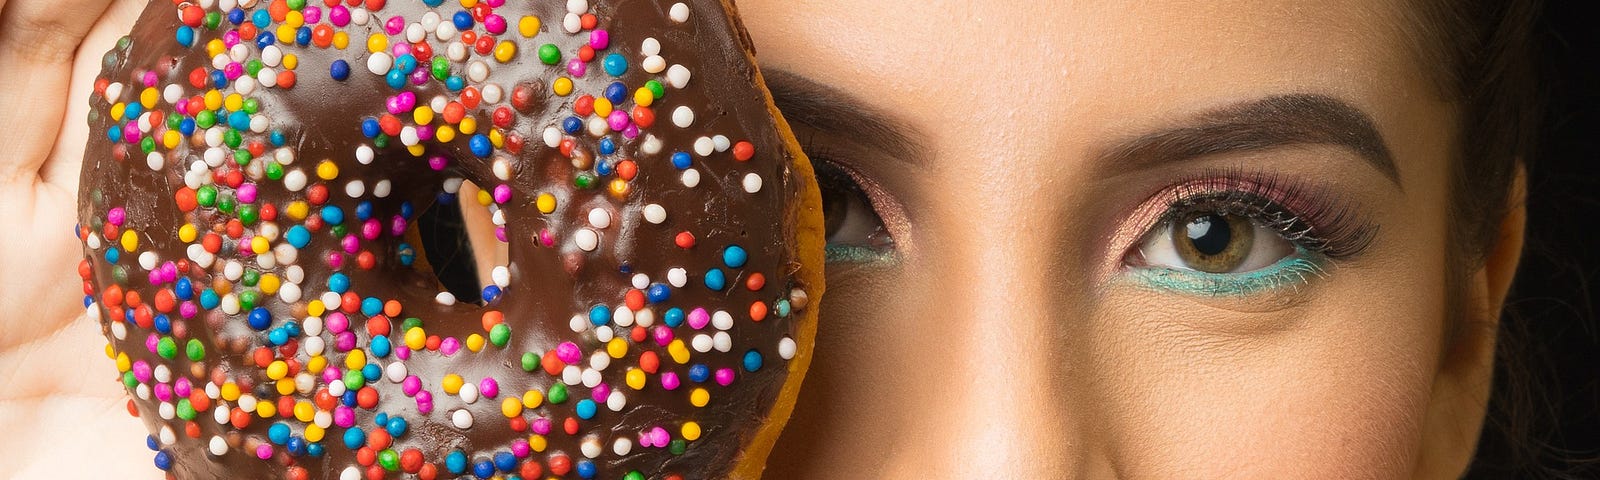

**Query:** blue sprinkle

left=743, top=349, right=763, bottom=372
left=107, top=126, right=122, bottom=143
left=396, top=54, right=418, bottom=74
left=284, top=320, right=302, bottom=337
left=361, top=296, right=383, bottom=316
left=330, top=59, right=351, bottom=81
left=210, top=70, right=228, bottom=89
left=306, top=442, right=325, bottom=457
left=494, top=451, right=516, bottom=472
left=664, top=307, right=685, bottom=327
left=326, top=272, right=350, bottom=293
left=576, top=460, right=597, bottom=479
left=386, top=416, right=408, bottom=437
left=647, top=283, right=670, bottom=303
left=374, top=412, right=389, bottom=426
left=452, top=11, right=474, bottom=30
left=400, top=201, right=416, bottom=219
left=671, top=151, right=692, bottom=169
left=595, top=159, right=615, bottom=176
left=575, top=399, right=597, bottom=419
left=603, top=82, right=627, bottom=104
left=446, top=451, right=468, bottom=474
left=153, top=451, right=173, bottom=471
left=254, top=31, right=275, bottom=49
left=598, top=136, right=616, bottom=155
left=361, top=362, right=381, bottom=381
left=371, top=335, right=392, bottom=357
left=268, top=422, right=291, bottom=444
left=481, top=285, right=502, bottom=303
left=703, top=268, right=726, bottom=291
left=267, top=327, right=288, bottom=345
left=146, top=435, right=160, bottom=451
left=602, top=53, right=628, bottom=76
left=360, top=117, right=381, bottom=138
left=285, top=225, right=311, bottom=248
left=295, top=26, right=312, bottom=46
left=688, top=364, right=710, bottom=383
left=473, top=460, right=495, bottom=479
left=123, top=103, right=143, bottom=120
left=320, top=205, right=345, bottom=225
left=469, top=134, right=492, bottom=157
left=341, top=388, right=358, bottom=406
left=227, top=8, right=245, bottom=25
left=563, top=116, right=583, bottom=134
left=250, top=9, right=270, bottom=28
left=154, top=314, right=172, bottom=334
left=228, top=110, right=251, bottom=130
left=355, top=201, right=374, bottom=221
left=385, top=69, right=407, bottom=89
left=179, top=118, right=196, bottom=136
left=200, top=289, right=220, bottom=309
left=175, top=278, right=193, bottom=300
left=722, top=245, right=748, bottom=268
left=286, top=436, right=307, bottom=456
left=270, top=130, right=286, bottom=147
left=175, top=26, right=195, bottom=47
left=589, top=305, right=611, bottom=326
left=247, top=306, right=272, bottom=330
left=422, top=0, right=443, bottom=5
left=343, top=427, right=366, bottom=450
left=445, top=75, right=465, bottom=91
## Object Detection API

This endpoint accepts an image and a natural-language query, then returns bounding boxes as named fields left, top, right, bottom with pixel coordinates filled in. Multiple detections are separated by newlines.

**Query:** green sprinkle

left=489, top=324, right=510, bottom=347
left=520, top=352, right=538, bottom=372
left=538, top=44, right=561, bottom=65
left=547, top=383, right=568, bottom=404
left=156, top=337, right=177, bottom=359
left=186, top=338, right=206, bottom=361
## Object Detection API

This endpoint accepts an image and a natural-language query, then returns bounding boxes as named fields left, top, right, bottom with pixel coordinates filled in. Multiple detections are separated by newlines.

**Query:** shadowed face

left=730, top=0, right=1489, bottom=477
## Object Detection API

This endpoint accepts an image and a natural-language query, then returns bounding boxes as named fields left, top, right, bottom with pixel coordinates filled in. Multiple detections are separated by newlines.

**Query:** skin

left=0, top=0, right=1524, bottom=478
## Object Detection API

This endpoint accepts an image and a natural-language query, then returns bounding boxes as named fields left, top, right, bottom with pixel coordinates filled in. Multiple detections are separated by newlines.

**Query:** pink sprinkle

left=132, top=360, right=152, bottom=382
left=326, top=252, right=344, bottom=268
left=222, top=30, right=240, bottom=47
left=492, top=184, right=512, bottom=204
left=479, top=378, right=499, bottom=398
left=224, top=62, right=243, bottom=80
left=649, top=427, right=670, bottom=447
left=142, top=71, right=158, bottom=87
left=341, top=234, right=360, bottom=254
left=622, top=123, right=640, bottom=139
left=396, top=347, right=411, bottom=360
left=566, top=58, right=587, bottom=77
left=428, top=155, right=449, bottom=170
left=607, top=110, right=630, bottom=132
left=330, top=6, right=350, bottom=27
left=326, top=312, right=349, bottom=334
left=334, top=406, right=356, bottom=428
left=336, top=331, right=357, bottom=352
left=484, top=14, right=506, bottom=35
left=417, top=399, right=433, bottom=414
left=556, top=342, right=581, bottom=363
left=402, top=375, right=422, bottom=396
left=538, top=229, right=555, bottom=247
left=484, top=0, right=503, bottom=6
left=107, top=208, right=126, bottom=226
left=255, top=444, right=273, bottom=460
left=302, top=6, right=322, bottom=23
left=144, top=334, right=161, bottom=354
left=361, top=219, right=382, bottom=240
left=153, top=383, right=172, bottom=402
left=174, top=378, right=192, bottom=397
left=494, top=227, right=507, bottom=243
left=440, top=337, right=461, bottom=355
left=687, top=308, right=710, bottom=330
left=390, top=215, right=409, bottom=236
left=715, top=368, right=736, bottom=386
left=531, top=417, right=551, bottom=435
left=237, top=183, right=257, bottom=203
left=590, top=383, right=609, bottom=402
left=588, top=30, right=609, bottom=50
left=653, top=326, right=673, bottom=346
left=179, top=301, right=197, bottom=319
left=321, top=367, right=343, bottom=383
left=416, top=125, right=435, bottom=141
left=660, top=372, right=680, bottom=390
left=511, top=439, right=530, bottom=457
left=384, top=16, right=405, bottom=35
left=391, top=42, right=413, bottom=57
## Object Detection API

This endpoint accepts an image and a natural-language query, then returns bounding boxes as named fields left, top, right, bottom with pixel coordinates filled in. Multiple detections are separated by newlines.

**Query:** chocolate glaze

left=77, top=0, right=817, bottom=478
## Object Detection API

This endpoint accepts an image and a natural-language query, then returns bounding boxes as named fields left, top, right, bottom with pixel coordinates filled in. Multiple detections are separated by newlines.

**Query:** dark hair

left=1407, top=0, right=1582, bottom=477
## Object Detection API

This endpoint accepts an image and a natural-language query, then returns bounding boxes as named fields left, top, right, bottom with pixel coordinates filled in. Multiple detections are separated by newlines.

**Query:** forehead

left=736, top=0, right=1436, bottom=166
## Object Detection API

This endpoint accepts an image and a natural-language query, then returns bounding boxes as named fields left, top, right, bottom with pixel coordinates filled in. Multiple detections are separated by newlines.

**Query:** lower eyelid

left=1126, top=250, right=1328, bottom=297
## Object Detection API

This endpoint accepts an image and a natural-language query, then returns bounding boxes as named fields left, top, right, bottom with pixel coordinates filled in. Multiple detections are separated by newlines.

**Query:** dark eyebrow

left=761, top=69, right=930, bottom=165
left=1097, top=94, right=1400, bottom=184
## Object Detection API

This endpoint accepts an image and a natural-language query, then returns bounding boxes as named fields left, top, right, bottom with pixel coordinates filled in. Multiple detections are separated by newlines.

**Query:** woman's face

left=728, top=0, right=1495, bottom=477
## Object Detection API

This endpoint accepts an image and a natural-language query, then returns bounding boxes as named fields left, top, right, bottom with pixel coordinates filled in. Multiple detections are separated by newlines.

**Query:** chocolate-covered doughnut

left=74, top=0, right=823, bottom=478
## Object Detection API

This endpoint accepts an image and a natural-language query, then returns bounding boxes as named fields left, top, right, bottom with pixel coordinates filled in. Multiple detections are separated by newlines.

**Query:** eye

left=1134, top=210, right=1297, bottom=274
left=812, top=158, right=895, bottom=262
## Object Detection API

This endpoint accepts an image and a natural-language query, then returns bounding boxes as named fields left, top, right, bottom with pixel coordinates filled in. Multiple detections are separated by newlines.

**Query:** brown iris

left=1171, top=212, right=1255, bottom=273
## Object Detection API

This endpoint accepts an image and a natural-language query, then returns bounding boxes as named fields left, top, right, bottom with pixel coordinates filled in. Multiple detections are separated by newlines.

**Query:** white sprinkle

left=669, top=2, right=690, bottom=23
left=146, top=152, right=165, bottom=171
left=589, top=351, right=611, bottom=370
left=581, top=368, right=603, bottom=388
left=493, top=157, right=512, bottom=180
left=713, top=331, right=733, bottom=352
left=277, top=282, right=302, bottom=303
left=437, top=22, right=460, bottom=43
left=642, top=55, right=666, bottom=74
left=778, top=337, right=797, bottom=360
left=587, top=116, right=610, bottom=136
left=385, top=362, right=407, bottom=383
left=667, top=268, right=688, bottom=288
left=139, top=252, right=158, bottom=270
left=468, top=61, right=489, bottom=82
left=305, top=336, right=325, bottom=356
left=284, top=170, right=307, bottom=191
left=563, top=13, right=582, bottom=33
left=681, top=169, right=701, bottom=187
left=373, top=180, right=392, bottom=198
left=713, top=135, right=731, bottom=152
left=400, top=126, right=419, bottom=146
left=286, top=265, right=304, bottom=284
left=562, top=365, right=582, bottom=385
left=367, top=52, right=393, bottom=75
left=613, top=438, right=633, bottom=456
left=607, top=390, right=627, bottom=411
left=345, top=180, right=365, bottom=198
left=158, top=402, right=176, bottom=420
left=566, top=0, right=588, bottom=14
left=447, top=41, right=468, bottom=61
left=320, top=291, right=342, bottom=310
left=405, top=23, right=426, bottom=43
left=436, top=291, right=457, bottom=305
left=224, top=261, right=244, bottom=281
left=581, top=437, right=602, bottom=459
left=209, top=436, right=229, bottom=456
left=587, top=208, right=612, bottom=229
left=631, top=273, right=650, bottom=290
left=258, top=67, right=279, bottom=88
left=104, top=82, right=124, bottom=102
left=570, top=314, right=589, bottom=332
left=642, top=204, right=667, bottom=224
left=635, top=308, right=655, bottom=327
left=420, top=12, right=441, bottom=31
left=356, top=145, right=375, bottom=164
left=443, top=177, right=465, bottom=194
left=350, top=7, right=370, bottom=25
left=153, top=364, right=172, bottom=383
left=543, top=127, right=562, bottom=148
left=109, top=319, right=127, bottom=340
left=302, top=315, right=323, bottom=336
left=613, top=306, right=634, bottom=327
left=451, top=409, right=474, bottom=429
left=743, top=173, right=763, bottom=193
left=712, top=310, right=734, bottom=330
left=666, top=64, right=691, bottom=88
left=639, top=134, right=663, bottom=155
left=575, top=228, right=599, bottom=251
left=693, top=136, right=714, bottom=156
left=261, top=46, right=283, bottom=65
left=159, top=425, right=177, bottom=444
left=595, top=325, right=614, bottom=342
left=691, top=334, right=713, bottom=353
left=162, top=84, right=184, bottom=104
left=204, top=147, right=226, bottom=167
left=672, top=106, right=695, bottom=128
left=430, top=95, right=449, bottom=113
left=641, top=38, right=661, bottom=56
left=459, top=382, right=479, bottom=404
left=274, top=147, right=295, bottom=165
left=492, top=266, right=511, bottom=287
left=482, top=83, right=504, bottom=104
left=340, top=467, right=361, bottom=480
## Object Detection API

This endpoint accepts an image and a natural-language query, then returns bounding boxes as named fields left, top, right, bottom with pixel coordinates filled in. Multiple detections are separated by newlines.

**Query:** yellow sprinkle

left=476, top=189, right=493, bottom=207
left=204, top=90, right=223, bottom=110
left=522, top=390, right=544, bottom=409
left=306, top=298, right=325, bottom=316
left=283, top=53, right=299, bottom=70
left=518, top=16, right=541, bottom=37
left=294, top=401, right=316, bottom=422
left=178, top=224, right=197, bottom=243
left=333, top=31, right=350, bottom=50
left=689, top=388, right=709, bottom=407
left=120, top=229, right=139, bottom=252
left=606, top=338, right=627, bottom=359
left=206, top=39, right=227, bottom=58
left=140, top=88, right=159, bottom=108
left=681, top=421, right=702, bottom=441
left=344, top=349, right=366, bottom=370
left=266, top=360, right=289, bottom=380
left=276, top=24, right=296, bottom=44
left=501, top=397, right=523, bottom=418
left=667, top=339, right=690, bottom=364
left=413, top=106, right=435, bottom=125
left=285, top=11, right=304, bottom=28
left=489, top=129, right=504, bottom=148
left=536, top=193, right=557, bottom=214
left=608, top=178, right=630, bottom=197
left=256, top=400, right=277, bottom=418
left=442, top=374, right=464, bottom=395
left=459, top=116, right=478, bottom=134
left=163, top=130, right=182, bottom=149
left=224, top=93, right=243, bottom=112
left=366, top=33, right=388, bottom=54
left=258, top=274, right=281, bottom=295
left=109, top=103, right=126, bottom=121
left=306, top=354, right=327, bottom=374
left=553, top=77, right=573, bottom=96
left=625, top=369, right=646, bottom=390
left=316, top=160, right=339, bottom=180
left=275, top=378, right=295, bottom=395
left=466, top=333, right=486, bottom=352
left=459, top=0, right=476, bottom=7
left=594, top=98, right=613, bottom=118
left=104, top=344, right=115, bottom=360
left=494, top=41, right=517, bottom=63
left=529, top=434, right=547, bottom=452
left=115, top=352, right=131, bottom=372
left=250, top=236, right=270, bottom=255
left=304, top=424, right=325, bottom=442
left=220, top=382, right=241, bottom=401
left=407, top=144, right=426, bottom=157
left=286, top=200, right=309, bottom=220
left=634, top=88, right=654, bottom=107
left=436, top=126, right=457, bottom=143
left=405, top=327, right=427, bottom=350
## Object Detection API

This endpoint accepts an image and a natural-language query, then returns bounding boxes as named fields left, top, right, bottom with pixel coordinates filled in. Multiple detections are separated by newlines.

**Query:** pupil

left=1185, top=213, right=1231, bottom=256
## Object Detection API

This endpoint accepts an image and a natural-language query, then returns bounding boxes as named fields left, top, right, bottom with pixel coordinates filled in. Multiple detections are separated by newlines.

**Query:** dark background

left=1468, top=0, right=1600, bottom=477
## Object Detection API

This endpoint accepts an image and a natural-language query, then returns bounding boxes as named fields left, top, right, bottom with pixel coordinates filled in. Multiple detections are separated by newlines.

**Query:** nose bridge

left=891, top=188, right=1081, bottom=478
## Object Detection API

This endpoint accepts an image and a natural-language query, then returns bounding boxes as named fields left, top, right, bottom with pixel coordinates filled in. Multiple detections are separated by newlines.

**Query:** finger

left=0, top=0, right=118, bottom=183
left=37, top=0, right=143, bottom=189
